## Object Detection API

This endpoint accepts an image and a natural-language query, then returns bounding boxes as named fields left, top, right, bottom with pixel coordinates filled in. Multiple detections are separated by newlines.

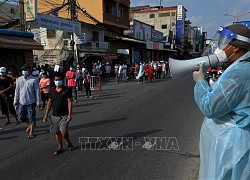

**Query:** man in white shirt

left=14, top=64, right=41, bottom=139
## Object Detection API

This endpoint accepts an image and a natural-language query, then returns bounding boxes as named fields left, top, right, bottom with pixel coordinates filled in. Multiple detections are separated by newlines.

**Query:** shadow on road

left=94, top=92, right=124, bottom=98
left=0, top=136, right=19, bottom=141
left=73, top=102, right=102, bottom=108
left=91, top=95, right=122, bottom=100
left=0, top=125, right=50, bottom=135
left=69, top=118, right=128, bottom=131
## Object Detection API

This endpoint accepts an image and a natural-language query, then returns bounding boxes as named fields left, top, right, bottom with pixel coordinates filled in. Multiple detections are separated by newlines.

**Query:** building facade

left=0, top=2, right=43, bottom=68
left=0, top=2, right=19, bottom=29
left=131, top=5, right=181, bottom=48
left=34, top=0, right=131, bottom=66
left=0, top=29, right=43, bottom=68
left=131, top=5, right=207, bottom=58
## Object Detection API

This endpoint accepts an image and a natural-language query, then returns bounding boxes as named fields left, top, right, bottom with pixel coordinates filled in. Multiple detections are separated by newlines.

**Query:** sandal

left=67, top=142, right=74, bottom=151
left=3, top=121, right=11, bottom=126
left=53, top=149, right=63, bottom=156
left=28, top=134, right=35, bottom=139
left=15, top=122, right=20, bottom=125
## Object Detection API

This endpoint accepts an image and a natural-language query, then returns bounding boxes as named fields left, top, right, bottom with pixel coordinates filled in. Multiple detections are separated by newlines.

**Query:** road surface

left=0, top=75, right=204, bottom=180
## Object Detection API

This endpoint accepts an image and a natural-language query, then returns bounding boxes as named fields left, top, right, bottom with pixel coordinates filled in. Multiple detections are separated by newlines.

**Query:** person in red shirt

left=66, top=66, right=77, bottom=102
left=144, top=64, right=149, bottom=82
left=148, top=65, right=154, bottom=82
left=39, top=72, right=50, bottom=110
left=135, top=63, right=140, bottom=77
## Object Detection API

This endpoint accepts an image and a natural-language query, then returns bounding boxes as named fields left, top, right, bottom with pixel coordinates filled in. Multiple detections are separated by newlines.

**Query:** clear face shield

left=203, top=26, right=237, bottom=56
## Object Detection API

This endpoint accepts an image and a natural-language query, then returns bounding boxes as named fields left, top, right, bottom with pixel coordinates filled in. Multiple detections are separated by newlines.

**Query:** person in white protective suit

left=193, top=23, right=250, bottom=180
left=136, top=62, right=145, bottom=84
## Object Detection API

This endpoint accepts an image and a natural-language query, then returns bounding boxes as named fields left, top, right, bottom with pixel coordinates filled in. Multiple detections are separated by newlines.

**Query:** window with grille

left=149, top=14, right=155, bottom=18
left=159, top=12, right=170, bottom=17
left=10, top=8, right=15, bottom=14
left=47, top=29, right=56, bottom=38
left=118, top=9, right=123, bottom=18
left=162, top=24, right=168, bottom=29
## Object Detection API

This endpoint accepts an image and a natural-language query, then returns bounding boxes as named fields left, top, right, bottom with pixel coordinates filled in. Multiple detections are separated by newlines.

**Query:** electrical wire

left=41, top=0, right=63, bottom=6
left=40, top=2, right=69, bottom=15
left=0, top=0, right=9, bottom=7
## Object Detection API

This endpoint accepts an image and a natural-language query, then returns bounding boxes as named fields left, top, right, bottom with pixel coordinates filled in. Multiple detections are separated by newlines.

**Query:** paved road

left=0, top=75, right=204, bottom=180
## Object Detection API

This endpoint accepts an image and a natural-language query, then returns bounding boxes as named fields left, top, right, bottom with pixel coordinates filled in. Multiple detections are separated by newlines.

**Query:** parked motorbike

left=206, top=69, right=222, bottom=87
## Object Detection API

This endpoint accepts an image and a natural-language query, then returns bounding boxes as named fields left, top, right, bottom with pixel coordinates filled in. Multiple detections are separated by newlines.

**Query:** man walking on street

left=43, top=72, right=73, bottom=155
left=66, top=66, right=77, bottom=102
left=83, top=74, right=92, bottom=98
left=0, top=67, right=19, bottom=125
left=14, top=64, right=41, bottom=139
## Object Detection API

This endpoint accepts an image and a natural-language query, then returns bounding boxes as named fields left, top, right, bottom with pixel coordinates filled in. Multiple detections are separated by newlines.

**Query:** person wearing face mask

left=75, top=66, right=83, bottom=93
left=13, top=64, right=41, bottom=139
left=6, top=69, right=17, bottom=98
left=43, top=72, right=73, bottom=155
left=0, top=67, right=19, bottom=125
left=193, top=24, right=250, bottom=180
left=66, top=66, right=77, bottom=102
left=39, top=73, right=50, bottom=110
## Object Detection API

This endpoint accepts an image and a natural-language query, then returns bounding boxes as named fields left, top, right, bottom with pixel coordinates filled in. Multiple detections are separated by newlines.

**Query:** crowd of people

left=0, top=63, right=92, bottom=155
left=112, top=60, right=170, bottom=83
left=0, top=60, right=170, bottom=126
left=0, top=60, right=168, bottom=155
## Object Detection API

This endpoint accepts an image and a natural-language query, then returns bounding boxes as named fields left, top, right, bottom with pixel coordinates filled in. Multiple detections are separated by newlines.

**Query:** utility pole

left=19, top=0, right=26, bottom=31
left=160, top=0, right=163, bottom=8
left=69, top=0, right=78, bottom=65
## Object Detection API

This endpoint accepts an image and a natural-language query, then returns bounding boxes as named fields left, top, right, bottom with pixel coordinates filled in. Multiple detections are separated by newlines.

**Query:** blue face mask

left=70, top=68, right=73, bottom=71
left=22, top=71, right=29, bottom=76
left=54, top=80, right=63, bottom=86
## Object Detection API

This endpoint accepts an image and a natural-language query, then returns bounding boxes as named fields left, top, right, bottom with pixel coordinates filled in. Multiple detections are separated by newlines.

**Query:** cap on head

left=226, top=24, right=250, bottom=50
left=0, top=67, right=6, bottom=73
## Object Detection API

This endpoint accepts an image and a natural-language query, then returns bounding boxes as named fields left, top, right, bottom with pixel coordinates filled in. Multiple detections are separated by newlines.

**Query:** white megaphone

left=169, top=54, right=219, bottom=78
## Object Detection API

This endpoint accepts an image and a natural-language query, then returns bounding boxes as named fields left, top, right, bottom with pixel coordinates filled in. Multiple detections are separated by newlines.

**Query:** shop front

left=0, top=29, right=43, bottom=69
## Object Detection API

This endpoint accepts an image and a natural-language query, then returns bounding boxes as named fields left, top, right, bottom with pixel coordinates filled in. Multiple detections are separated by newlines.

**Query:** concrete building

left=131, top=5, right=208, bottom=58
left=131, top=5, right=186, bottom=48
left=34, top=0, right=131, bottom=66
left=0, top=2, right=43, bottom=68
left=0, top=2, right=20, bottom=29
left=0, top=29, right=43, bottom=68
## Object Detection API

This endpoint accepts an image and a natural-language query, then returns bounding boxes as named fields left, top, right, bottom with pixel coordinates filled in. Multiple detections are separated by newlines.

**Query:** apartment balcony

left=103, top=13, right=130, bottom=29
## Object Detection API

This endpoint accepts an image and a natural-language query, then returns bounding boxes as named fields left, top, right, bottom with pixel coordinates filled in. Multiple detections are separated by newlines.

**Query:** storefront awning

left=119, top=37, right=146, bottom=44
left=0, top=34, right=44, bottom=50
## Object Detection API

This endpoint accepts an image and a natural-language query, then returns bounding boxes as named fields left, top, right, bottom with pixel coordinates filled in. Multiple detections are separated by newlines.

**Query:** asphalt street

left=0, top=75, right=204, bottom=180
